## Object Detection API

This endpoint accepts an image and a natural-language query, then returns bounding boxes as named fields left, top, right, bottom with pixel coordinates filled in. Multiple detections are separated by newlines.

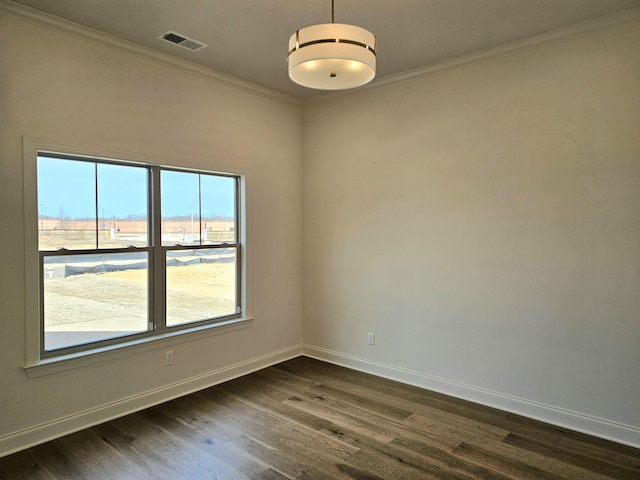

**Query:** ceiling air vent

left=159, top=31, right=207, bottom=52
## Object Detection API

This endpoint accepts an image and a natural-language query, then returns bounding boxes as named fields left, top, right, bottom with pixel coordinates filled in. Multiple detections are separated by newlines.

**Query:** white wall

left=0, top=13, right=303, bottom=454
left=303, top=22, right=640, bottom=446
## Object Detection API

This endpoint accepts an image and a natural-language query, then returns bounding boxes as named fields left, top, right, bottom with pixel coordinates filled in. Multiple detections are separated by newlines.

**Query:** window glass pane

left=201, top=175, right=236, bottom=245
left=165, top=248, right=237, bottom=327
left=37, top=156, right=96, bottom=250
left=161, top=171, right=200, bottom=246
left=43, top=252, right=149, bottom=351
left=35, top=155, right=242, bottom=357
left=97, top=163, right=148, bottom=248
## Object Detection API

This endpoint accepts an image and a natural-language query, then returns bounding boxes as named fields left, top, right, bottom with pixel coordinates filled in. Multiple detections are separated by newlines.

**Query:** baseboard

left=4, top=343, right=637, bottom=458
left=0, top=344, right=303, bottom=458
left=302, top=344, right=640, bottom=449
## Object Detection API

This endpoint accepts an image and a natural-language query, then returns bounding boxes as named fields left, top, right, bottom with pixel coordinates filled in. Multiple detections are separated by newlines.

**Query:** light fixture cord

left=331, top=0, right=335, bottom=23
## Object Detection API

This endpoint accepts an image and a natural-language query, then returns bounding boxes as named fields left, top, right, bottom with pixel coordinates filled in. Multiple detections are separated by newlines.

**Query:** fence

left=38, top=229, right=234, bottom=242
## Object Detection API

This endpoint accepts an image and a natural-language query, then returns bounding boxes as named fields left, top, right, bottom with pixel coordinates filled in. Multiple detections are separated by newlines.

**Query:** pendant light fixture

left=288, top=0, right=376, bottom=90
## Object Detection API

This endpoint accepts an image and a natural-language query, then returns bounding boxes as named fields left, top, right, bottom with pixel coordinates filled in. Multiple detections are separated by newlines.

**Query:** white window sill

left=23, top=317, right=254, bottom=379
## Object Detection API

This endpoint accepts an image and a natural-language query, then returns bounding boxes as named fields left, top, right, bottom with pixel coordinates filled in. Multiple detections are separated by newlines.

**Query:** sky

left=37, top=155, right=236, bottom=220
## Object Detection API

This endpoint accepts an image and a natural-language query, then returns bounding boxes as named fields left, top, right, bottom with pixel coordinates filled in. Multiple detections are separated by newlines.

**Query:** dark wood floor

left=1, top=356, right=639, bottom=479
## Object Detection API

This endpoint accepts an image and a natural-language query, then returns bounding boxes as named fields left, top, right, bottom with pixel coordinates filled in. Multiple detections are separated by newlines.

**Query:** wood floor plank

left=104, top=410, right=237, bottom=479
left=20, top=442, right=86, bottom=480
left=151, top=397, right=236, bottom=445
left=389, top=435, right=514, bottom=480
left=307, top=384, right=414, bottom=421
left=0, top=449, right=54, bottom=480
left=1, top=356, right=638, bottom=480
left=288, top=385, right=514, bottom=458
left=290, top=387, right=413, bottom=434
left=249, top=364, right=322, bottom=391
left=289, top=368, right=550, bottom=453
left=457, top=435, right=622, bottom=480
left=228, top=432, right=337, bottom=480
left=347, top=445, right=477, bottom=480
left=452, top=442, right=566, bottom=480
left=197, top=389, right=370, bottom=479
left=321, top=422, right=505, bottom=480
left=139, top=405, right=267, bottom=478
left=282, top=394, right=399, bottom=444
left=281, top=386, right=464, bottom=455
left=557, top=434, right=640, bottom=470
left=252, top=467, right=292, bottom=479
left=218, top=374, right=334, bottom=431
left=403, top=412, right=508, bottom=446
left=41, top=427, right=148, bottom=480
left=278, top=358, right=505, bottom=417
left=483, top=414, right=564, bottom=446
left=205, top=388, right=360, bottom=460
left=276, top=359, right=515, bottom=432
left=91, top=422, right=173, bottom=479
left=504, top=432, right=640, bottom=479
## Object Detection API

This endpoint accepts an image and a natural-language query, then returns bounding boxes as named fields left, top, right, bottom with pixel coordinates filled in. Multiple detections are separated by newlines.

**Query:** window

left=35, top=152, right=242, bottom=358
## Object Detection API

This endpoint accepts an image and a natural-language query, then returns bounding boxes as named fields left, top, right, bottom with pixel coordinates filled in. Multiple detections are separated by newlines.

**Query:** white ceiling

left=10, top=0, right=640, bottom=98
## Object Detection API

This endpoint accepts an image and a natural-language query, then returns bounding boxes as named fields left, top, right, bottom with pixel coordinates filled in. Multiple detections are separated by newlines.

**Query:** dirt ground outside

left=44, top=262, right=236, bottom=350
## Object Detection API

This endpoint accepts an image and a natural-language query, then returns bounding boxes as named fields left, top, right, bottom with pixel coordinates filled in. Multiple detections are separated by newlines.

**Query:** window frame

left=158, top=167, right=243, bottom=330
left=23, top=138, right=252, bottom=375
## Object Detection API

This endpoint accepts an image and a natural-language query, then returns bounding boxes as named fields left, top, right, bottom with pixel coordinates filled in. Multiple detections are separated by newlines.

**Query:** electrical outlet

left=367, top=332, right=375, bottom=345
left=165, top=350, right=174, bottom=366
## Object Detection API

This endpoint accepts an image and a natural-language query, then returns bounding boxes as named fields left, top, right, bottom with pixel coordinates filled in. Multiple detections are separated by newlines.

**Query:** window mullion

left=198, top=175, right=202, bottom=246
left=94, top=163, right=99, bottom=250
left=151, top=166, right=165, bottom=332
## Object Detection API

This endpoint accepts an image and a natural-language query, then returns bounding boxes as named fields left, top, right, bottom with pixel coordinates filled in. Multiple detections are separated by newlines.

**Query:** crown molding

left=305, top=6, right=640, bottom=105
left=0, top=0, right=303, bottom=106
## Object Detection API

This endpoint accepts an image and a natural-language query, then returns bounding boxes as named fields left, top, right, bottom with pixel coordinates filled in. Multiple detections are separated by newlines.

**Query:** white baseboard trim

left=302, top=344, right=640, bottom=449
left=0, top=344, right=303, bottom=458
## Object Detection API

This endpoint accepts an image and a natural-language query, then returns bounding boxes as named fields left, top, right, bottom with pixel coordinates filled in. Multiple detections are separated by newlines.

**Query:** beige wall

left=303, top=22, right=640, bottom=444
left=0, top=14, right=302, bottom=453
